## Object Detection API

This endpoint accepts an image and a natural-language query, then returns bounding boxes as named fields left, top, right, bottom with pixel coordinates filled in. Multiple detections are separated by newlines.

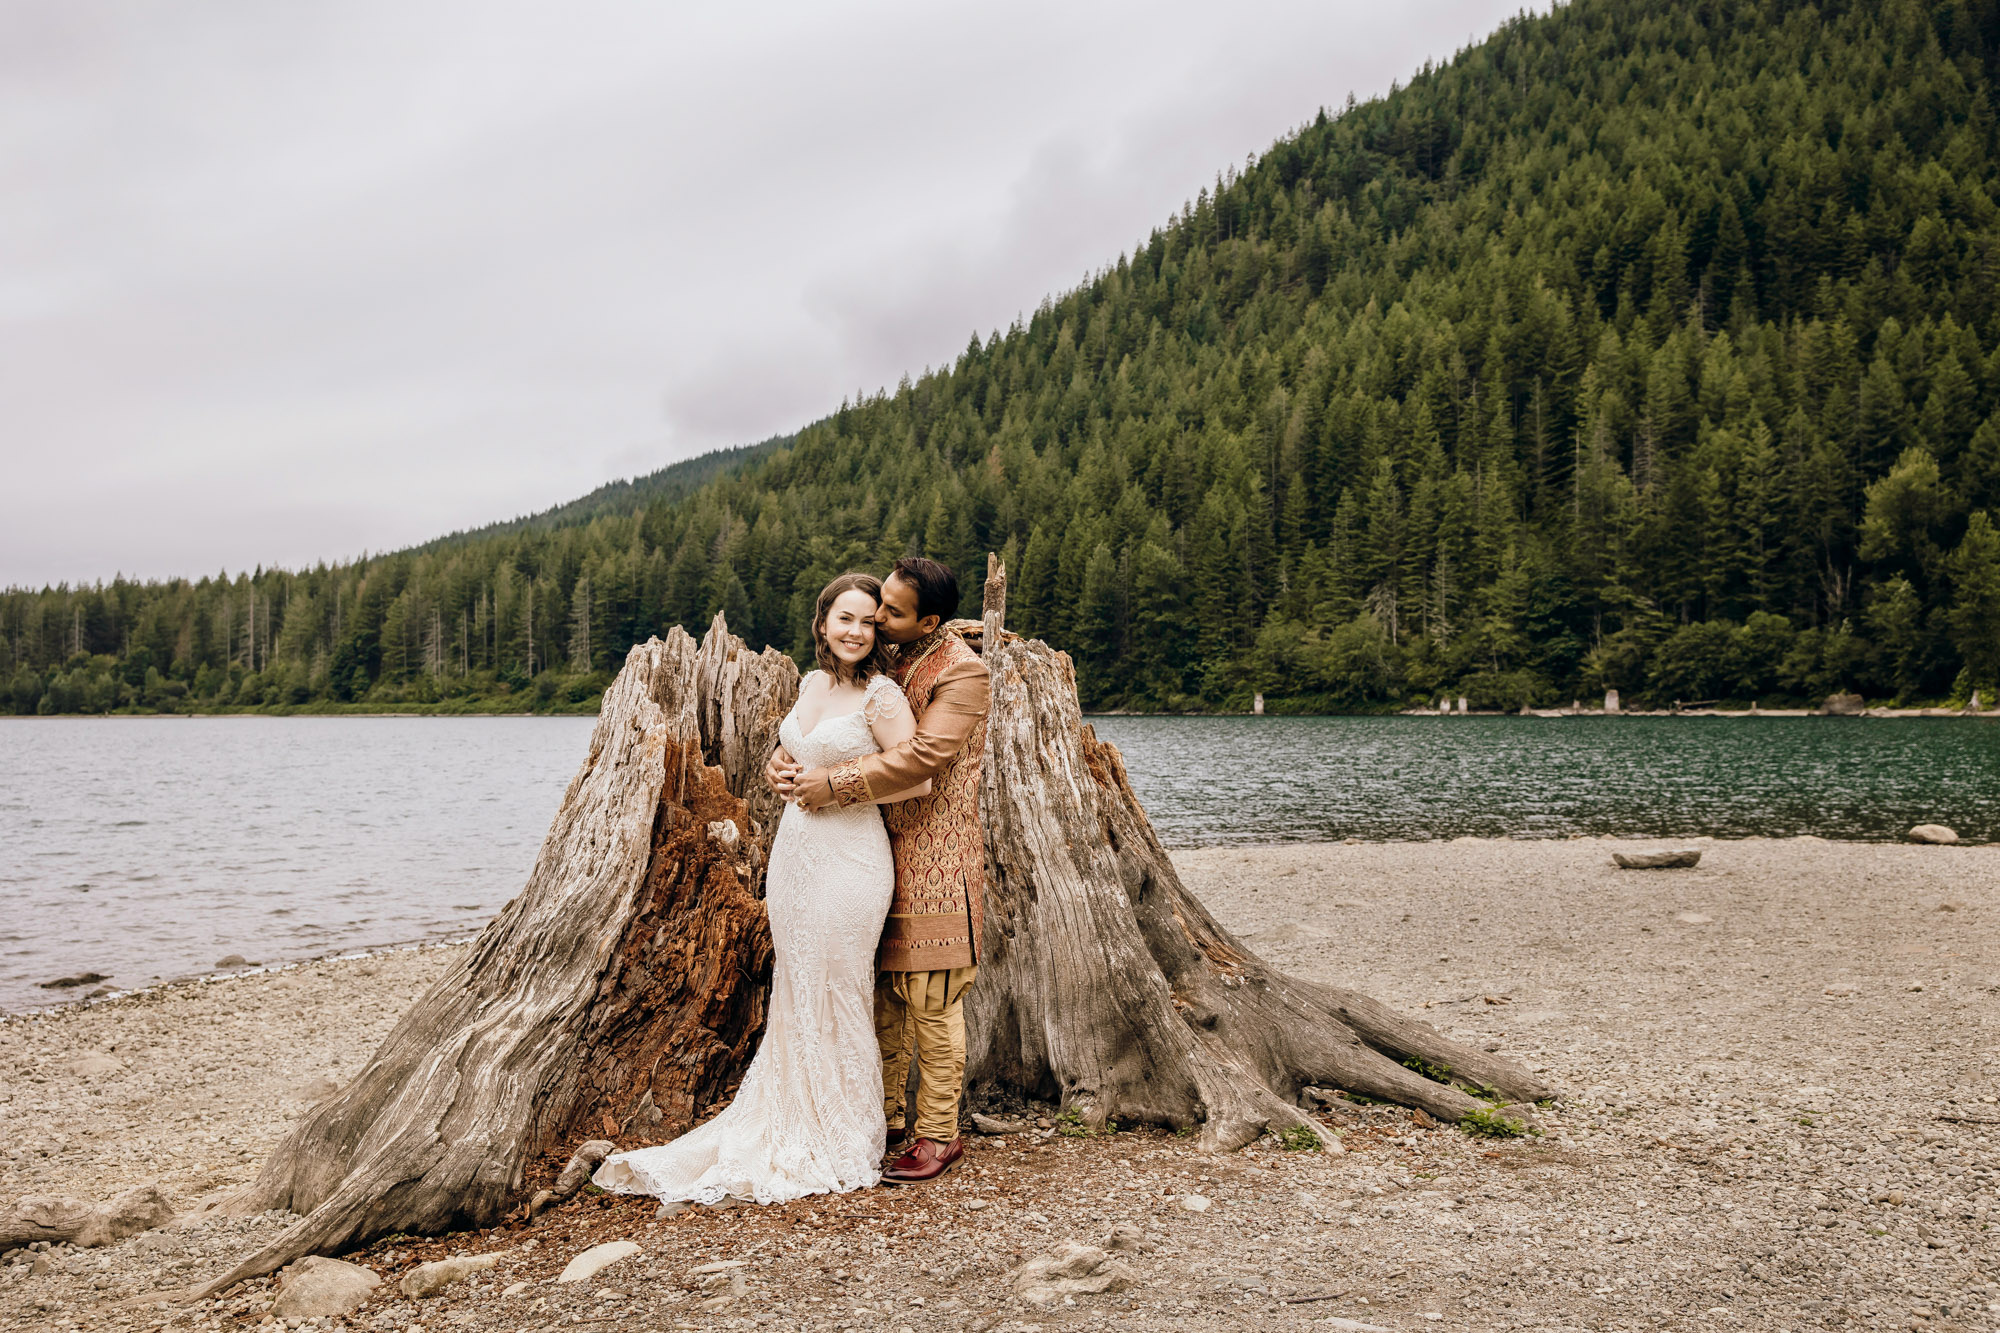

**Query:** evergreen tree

left=7, top=0, right=2000, bottom=712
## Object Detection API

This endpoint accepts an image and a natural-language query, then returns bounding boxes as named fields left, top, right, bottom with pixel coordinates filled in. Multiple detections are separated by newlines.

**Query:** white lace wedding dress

left=592, top=671, right=901, bottom=1204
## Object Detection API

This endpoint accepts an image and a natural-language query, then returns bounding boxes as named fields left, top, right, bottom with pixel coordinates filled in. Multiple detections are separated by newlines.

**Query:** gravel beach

left=3, top=837, right=1996, bottom=1332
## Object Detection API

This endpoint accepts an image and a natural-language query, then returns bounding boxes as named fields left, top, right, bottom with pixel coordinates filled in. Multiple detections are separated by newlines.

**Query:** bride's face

left=822, top=589, right=880, bottom=668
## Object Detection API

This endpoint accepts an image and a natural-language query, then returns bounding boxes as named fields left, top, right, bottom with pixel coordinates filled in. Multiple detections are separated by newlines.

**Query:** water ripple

left=4, top=713, right=1994, bottom=1013
left=1089, top=714, right=2000, bottom=848
left=0, top=716, right=593, bottom=1013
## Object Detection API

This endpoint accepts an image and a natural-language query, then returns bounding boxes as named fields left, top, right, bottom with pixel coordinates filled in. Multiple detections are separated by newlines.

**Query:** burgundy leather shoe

left=880, top=1136, right=963, bottom=1184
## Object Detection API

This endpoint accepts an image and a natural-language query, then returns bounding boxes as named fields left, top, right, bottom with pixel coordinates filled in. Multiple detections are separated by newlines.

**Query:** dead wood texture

left=968, top=615, right=1552, bottom=1146
left=193, top=623, right=796, bottom=1298
left=0, top=1185, right=175, bottom=1250
left=195, top=564, right=1549, bottom=1292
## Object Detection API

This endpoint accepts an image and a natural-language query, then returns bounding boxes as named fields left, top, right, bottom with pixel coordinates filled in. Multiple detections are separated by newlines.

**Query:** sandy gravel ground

left=3, top=837, right=1997, bottom=1333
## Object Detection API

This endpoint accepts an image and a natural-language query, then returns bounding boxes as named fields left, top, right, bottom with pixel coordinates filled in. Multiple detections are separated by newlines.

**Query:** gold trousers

left=876, top=965, right=977, bottom=1143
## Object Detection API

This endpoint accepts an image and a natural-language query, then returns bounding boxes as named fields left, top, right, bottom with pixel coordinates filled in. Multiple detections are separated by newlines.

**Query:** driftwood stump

left=192, top=562, right=1548, bottom=1295
left=971, top=620, right=1548, bottom=1144
left=0, top=1186, right=176, bottom=1251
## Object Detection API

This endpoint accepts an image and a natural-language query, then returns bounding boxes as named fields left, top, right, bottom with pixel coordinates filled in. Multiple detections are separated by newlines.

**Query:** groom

left=769, top=556, right=991, bottom=1184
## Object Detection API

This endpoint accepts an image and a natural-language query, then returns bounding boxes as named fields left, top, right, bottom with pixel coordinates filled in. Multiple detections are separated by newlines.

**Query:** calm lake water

left=2, top=714, right=1994, bottom=1012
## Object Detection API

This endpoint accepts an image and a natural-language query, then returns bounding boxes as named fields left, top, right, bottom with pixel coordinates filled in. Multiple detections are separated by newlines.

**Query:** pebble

left=1178, top=1194, right=1212, bottom=1213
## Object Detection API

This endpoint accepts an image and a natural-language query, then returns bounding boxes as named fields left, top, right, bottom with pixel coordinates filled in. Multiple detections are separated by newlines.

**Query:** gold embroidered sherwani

left=827, top=625, right=989, bottom=971
left=828, top=624, right=989, bottom=1141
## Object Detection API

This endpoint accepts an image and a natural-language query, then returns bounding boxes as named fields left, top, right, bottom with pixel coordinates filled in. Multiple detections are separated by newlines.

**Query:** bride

left=593, top=572, right=929, bottom=1204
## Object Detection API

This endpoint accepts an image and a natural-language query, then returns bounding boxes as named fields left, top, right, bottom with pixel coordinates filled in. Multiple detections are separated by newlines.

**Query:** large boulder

left=1820, top=693, right=1865, bottom=716
left=271, top=1257, right=380, bottom=1317
left=1907, top=824, right=1960, bottom=845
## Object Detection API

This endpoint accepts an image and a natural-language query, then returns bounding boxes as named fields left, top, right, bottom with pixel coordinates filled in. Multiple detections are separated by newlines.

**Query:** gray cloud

left=0, top=0, right=1527, bottom=585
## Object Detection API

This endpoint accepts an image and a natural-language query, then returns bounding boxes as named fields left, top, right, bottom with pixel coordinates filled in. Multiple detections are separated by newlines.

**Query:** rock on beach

left=1613, top=847, right=1702, bottom=868
left=271, top=1256, right=379, bottom=1317
left=556, top=1240, right=639, bottom=1283
left=1011, top=1241, right=1136, bottom=1307
left=1907, top=823, right=1960, bottom=844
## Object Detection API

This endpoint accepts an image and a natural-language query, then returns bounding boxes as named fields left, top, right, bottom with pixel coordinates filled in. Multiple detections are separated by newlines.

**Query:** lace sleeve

left=863, top=673, right=909, bottom=727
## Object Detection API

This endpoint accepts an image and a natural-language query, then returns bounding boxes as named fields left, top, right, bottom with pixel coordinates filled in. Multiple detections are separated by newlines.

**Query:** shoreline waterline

left=7, top=713, right=1994, bottom=1013
left=7, top=831, right=1985, bottom=1019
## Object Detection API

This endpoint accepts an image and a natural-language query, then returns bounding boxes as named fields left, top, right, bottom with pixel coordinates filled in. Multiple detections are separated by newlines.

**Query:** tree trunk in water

left=193, top=570, right=1549, bottom=1296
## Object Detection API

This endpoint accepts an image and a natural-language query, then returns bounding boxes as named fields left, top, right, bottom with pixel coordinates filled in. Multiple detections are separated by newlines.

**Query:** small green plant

left=1795, top=1115, right=1816, bottom=1128
left=1402, top=1057, right=1455, bottom=1083
left=1174, top=1124, right=1198, bottom=1139
left=1056, top=1109, right=1115, bottom=1138
left=1277, top=1123, right=1324, bottom=1152
left=1460, top=1108, right=1533, bottom=1138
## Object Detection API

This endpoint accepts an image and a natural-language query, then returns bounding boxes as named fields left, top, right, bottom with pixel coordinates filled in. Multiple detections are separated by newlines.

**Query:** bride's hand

left=765, top=745, right=800, bottom=799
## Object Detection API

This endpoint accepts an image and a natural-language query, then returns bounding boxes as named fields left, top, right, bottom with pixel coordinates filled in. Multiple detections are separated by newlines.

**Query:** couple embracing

left=594, top=557, right=989, bottom=1203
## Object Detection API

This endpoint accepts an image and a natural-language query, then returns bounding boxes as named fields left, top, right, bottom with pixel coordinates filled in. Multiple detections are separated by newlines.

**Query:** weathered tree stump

left=191, top=563, right=1548, bottom=1296
left=192, top=624, right=795, bottom=1298
left=970, top=617, right=1549, bottom=1145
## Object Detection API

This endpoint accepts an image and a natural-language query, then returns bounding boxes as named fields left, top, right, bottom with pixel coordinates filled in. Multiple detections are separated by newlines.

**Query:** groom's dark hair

left=890, top=557, right=959, bottom=622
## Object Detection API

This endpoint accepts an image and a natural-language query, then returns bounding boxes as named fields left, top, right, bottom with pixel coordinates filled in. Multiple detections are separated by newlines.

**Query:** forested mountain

left=8, top=0, right=2000, bottom=716
left=413, top=434, right=790, bottom=551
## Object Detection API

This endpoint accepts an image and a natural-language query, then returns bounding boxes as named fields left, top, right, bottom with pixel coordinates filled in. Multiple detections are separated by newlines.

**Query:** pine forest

left=7, top=0, right=2000, bottom=716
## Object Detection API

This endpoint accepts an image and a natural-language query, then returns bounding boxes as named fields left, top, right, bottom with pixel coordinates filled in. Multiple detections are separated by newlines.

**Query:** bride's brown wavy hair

left=811, top=571, right=892, bottom=683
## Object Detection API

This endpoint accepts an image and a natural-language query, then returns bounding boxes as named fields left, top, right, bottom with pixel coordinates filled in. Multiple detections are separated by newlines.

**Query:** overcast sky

left=1, top=1, right=1528, bottom=587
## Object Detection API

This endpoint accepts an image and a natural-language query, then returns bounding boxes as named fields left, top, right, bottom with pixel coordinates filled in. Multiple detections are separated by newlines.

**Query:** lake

left=2, top=714, right=1994, bottom=1012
